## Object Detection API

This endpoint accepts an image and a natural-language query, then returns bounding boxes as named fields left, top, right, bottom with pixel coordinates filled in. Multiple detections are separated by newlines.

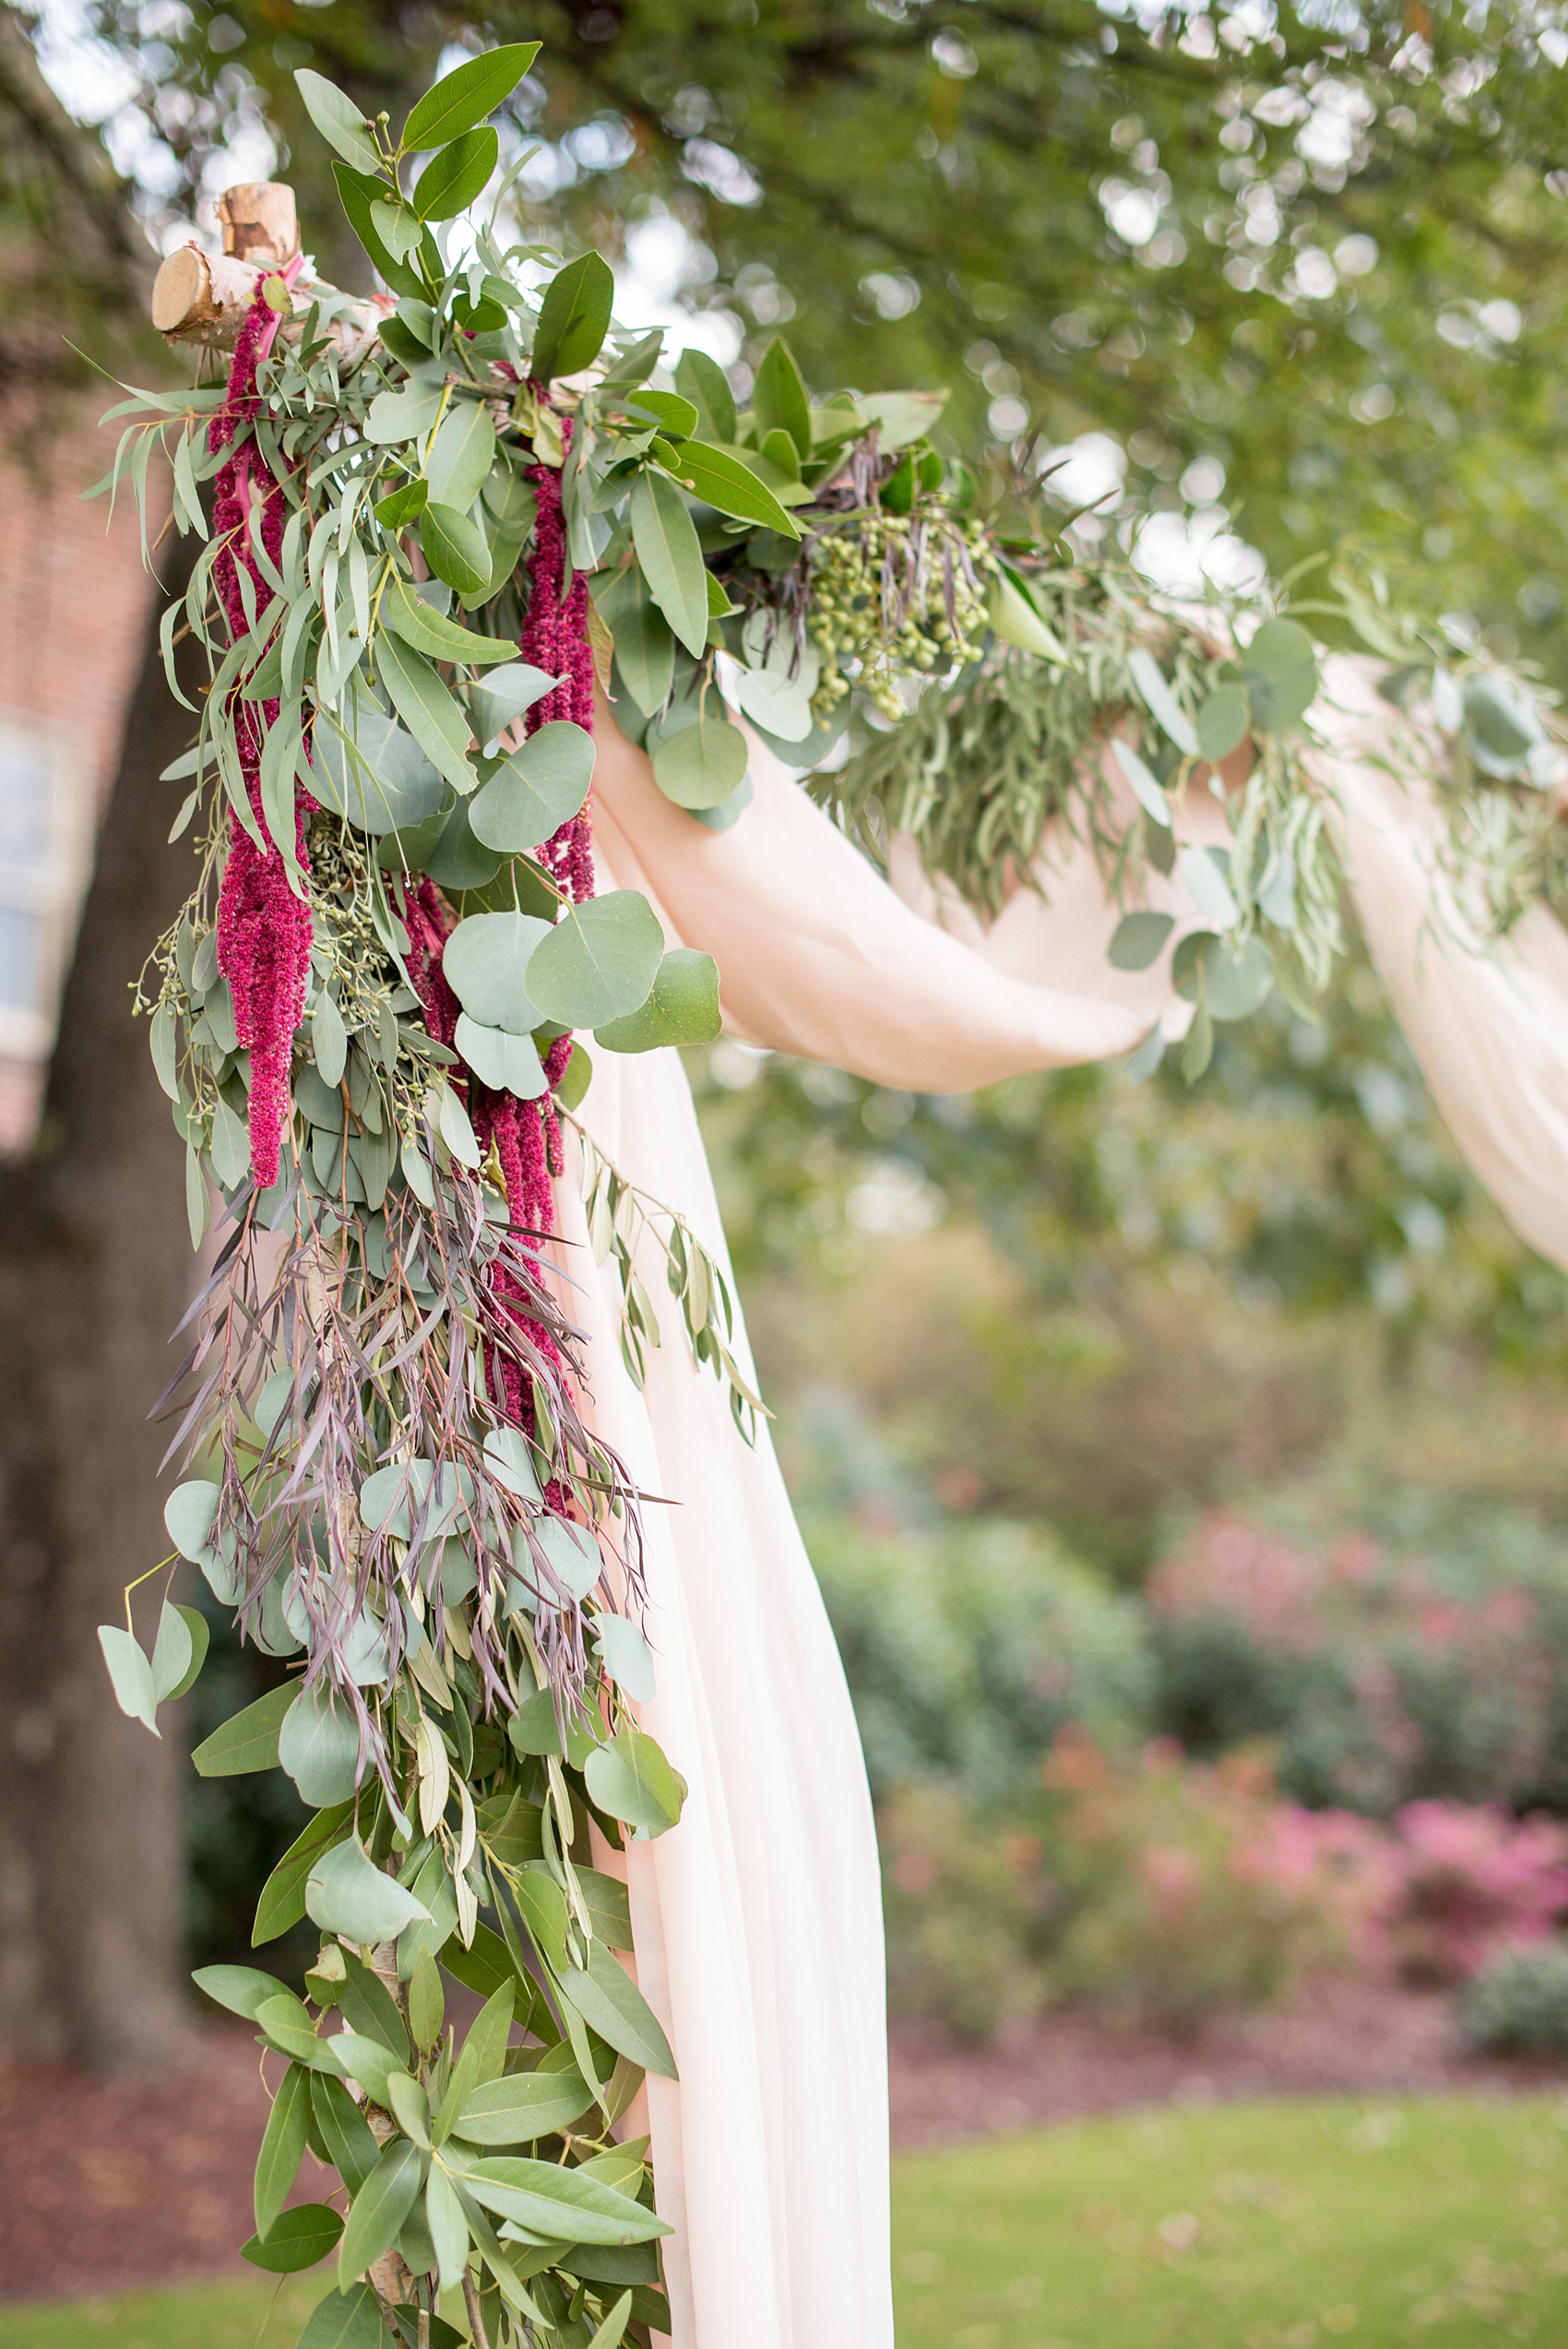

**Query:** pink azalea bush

left=879, top=1732, right=1568, bottom=2039
left=1148, top=1508, right=1562, bottom=1817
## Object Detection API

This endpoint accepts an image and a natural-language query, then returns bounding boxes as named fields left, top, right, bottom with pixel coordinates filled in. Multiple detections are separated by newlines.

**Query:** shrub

left=1460, top=1941, right=1568, bottom=2055
left=1387, top=1801, right=1568, bottom=1985
left=1150, top=1507, right=1568, bottom=1815
left=879, top=1733, right=1393, bottom=2041
left=807, top=1512, right=1155, bottom=1807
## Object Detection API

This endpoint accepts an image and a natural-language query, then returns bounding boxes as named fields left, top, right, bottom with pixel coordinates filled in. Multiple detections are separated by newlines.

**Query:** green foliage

left=892, top=2098, right=1568, bottom=2348
left=74, top=0, right=1568, bottom=695
left=806, top=1512, right=1153, bottom=1806
left=1460, top=1941, right=1568, bottom=2056
left=1150, top=1486, right=1568, bottom=1816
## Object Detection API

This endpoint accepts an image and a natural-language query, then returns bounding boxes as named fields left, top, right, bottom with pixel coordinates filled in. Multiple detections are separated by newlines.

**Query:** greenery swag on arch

left=91, top=37, right=1567, bottom=2349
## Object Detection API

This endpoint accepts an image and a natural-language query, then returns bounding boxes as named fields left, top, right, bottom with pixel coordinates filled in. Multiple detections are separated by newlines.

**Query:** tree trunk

left=0, top=542, right=200, bottom=2066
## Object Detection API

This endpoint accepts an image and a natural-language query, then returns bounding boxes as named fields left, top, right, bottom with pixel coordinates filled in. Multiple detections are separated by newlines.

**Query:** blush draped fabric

left=545, top=662, right=1568, bottom=2347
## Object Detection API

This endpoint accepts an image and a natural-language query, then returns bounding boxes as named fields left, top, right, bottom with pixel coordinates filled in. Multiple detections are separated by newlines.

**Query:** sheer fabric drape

left=558, top=662, right=1568, bottom=2345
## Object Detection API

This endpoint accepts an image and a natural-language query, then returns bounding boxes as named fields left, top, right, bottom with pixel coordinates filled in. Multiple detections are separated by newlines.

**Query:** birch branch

left=150, top=179, right=386, bottom=363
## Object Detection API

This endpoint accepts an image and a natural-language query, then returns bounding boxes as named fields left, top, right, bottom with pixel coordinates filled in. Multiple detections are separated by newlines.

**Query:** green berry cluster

left=804, top=507, right=998, bottom=721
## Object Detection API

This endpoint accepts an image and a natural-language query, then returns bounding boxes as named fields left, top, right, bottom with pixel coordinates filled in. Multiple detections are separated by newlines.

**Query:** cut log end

left=217, top=181, right=300, bottom=267
left=149, top=244, right=212, bottom=336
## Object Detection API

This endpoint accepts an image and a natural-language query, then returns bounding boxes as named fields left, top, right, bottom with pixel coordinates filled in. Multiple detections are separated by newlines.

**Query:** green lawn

left=4, top=2097, right=1568, bottom=2348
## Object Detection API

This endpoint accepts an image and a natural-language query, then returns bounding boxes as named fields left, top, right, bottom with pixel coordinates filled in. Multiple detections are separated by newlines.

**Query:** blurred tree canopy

left=40, top=0, right=1567, bottom=1368
left=66, top=0, right=1568, bottom=671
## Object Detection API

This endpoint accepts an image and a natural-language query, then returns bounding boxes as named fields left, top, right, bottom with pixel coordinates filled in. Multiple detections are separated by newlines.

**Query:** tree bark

left=0, top=541, right=201, bottom=2066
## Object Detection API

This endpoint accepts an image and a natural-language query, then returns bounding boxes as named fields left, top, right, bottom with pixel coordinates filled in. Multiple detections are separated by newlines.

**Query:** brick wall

left=0, top=399, right=161, bottom=1151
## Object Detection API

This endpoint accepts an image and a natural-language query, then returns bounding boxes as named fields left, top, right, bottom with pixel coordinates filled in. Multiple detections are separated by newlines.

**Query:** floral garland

left=93, top=38, right=1568, bottom=2349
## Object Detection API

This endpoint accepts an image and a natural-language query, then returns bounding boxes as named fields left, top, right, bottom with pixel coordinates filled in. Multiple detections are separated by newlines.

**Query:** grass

left=4, top=2096, right=1568, bottom=2347
left=892, top=2094, right=1568, bottom=2348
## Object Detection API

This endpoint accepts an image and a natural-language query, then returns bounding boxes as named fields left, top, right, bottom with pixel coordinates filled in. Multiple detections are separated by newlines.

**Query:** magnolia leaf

left=313, top=2073, right=382, bottom=2197
left=673, top=348, right=737, bottom=445
left=597, top=566, right=674, bottom=721
left=420, top=503, right=491, bottom=595
left=332, top=163, right=427, bottom=301
left=469, top=721, right=594, bottom=851
left=293, top=70, right=383, bottom=175
left=339, top=2140, right=423, bottom=2289
left=371, top=199, right=423, bottom=258
left=192, top=1679, right=299, bottom=1777
left=859, top=388, right=949, bottom=448
left=339, top=1950, right=411, bottom=2061
left=595, top=948, right=720, bottom=1055
left=629, top=471, right=708, bottom=660
left=445, top=2153, right=671, bottom=2245
left=424, top=402, right=498, bottom=513
left=412, top=125, right=498, bottom=221
left=628, top=387, right=697, bottom=437
left=527, top=892, right=664, bottom=1030
left=594, top=1612, right=657, bottom=1700
left=424, top=2162, right=469, bottom=2293
left=1129, top=648, right=1199, bottom=758
left=583, top=1725, right=686, bottom=1838
left=650, top=712, right=748, bottom=810
left=98, top=1626, right=159, bottom=1734
left=243, top=2202, right=344, bottom=2273
left=374, top=476, right=427, bottom=528
left=578, top=1867, right=635, bottom=1951
left=403, top=42, right=540, bottom=149
left=587, top=2292, right=636, bottom=2349
left=448, top=2061, right=594, bottom=2147
left=193, top=1962, right=291, bottom=2021
left=296, top=2283, right=396, bottom=2349
left=752, top=337, right=812, bottom=460
left=656, top=439, right=798, bottom=537
left=254, top=1804, right=356, bottom=1947
left=331, top=2033, right=405, bottom=2107
left=306, top=1836, right=431, bottom=1945
left=511, top=1866, right=569, bottom=1971
left=374, top=632, right=477, bottom=795
left=364, top=381, right=444, bottom=447
left=560, top=1943, right=676, bottom=2080
left=279, top=1687, right=363, bottom=1807
left=1110, top=737, right=1170, bottom=828
left=469, top=661, right=558, bottom=748
left=442, top=909, right=552, bottom=1032
left=255, top=2062, right=312, bottom=2239
left=455, top=1013, right=548, bottom=1099
left=1108, top=911, right=1176, bottom=972
left=531, top=251, right=614, bottom=383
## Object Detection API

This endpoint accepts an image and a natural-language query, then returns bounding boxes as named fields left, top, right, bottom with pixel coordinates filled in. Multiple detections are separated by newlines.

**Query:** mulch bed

left=3, top=1984, right=1565, bottom=2303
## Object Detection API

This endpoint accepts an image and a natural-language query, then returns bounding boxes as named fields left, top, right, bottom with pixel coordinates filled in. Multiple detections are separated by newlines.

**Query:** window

left=0, top=718, right=90, bottom=1066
